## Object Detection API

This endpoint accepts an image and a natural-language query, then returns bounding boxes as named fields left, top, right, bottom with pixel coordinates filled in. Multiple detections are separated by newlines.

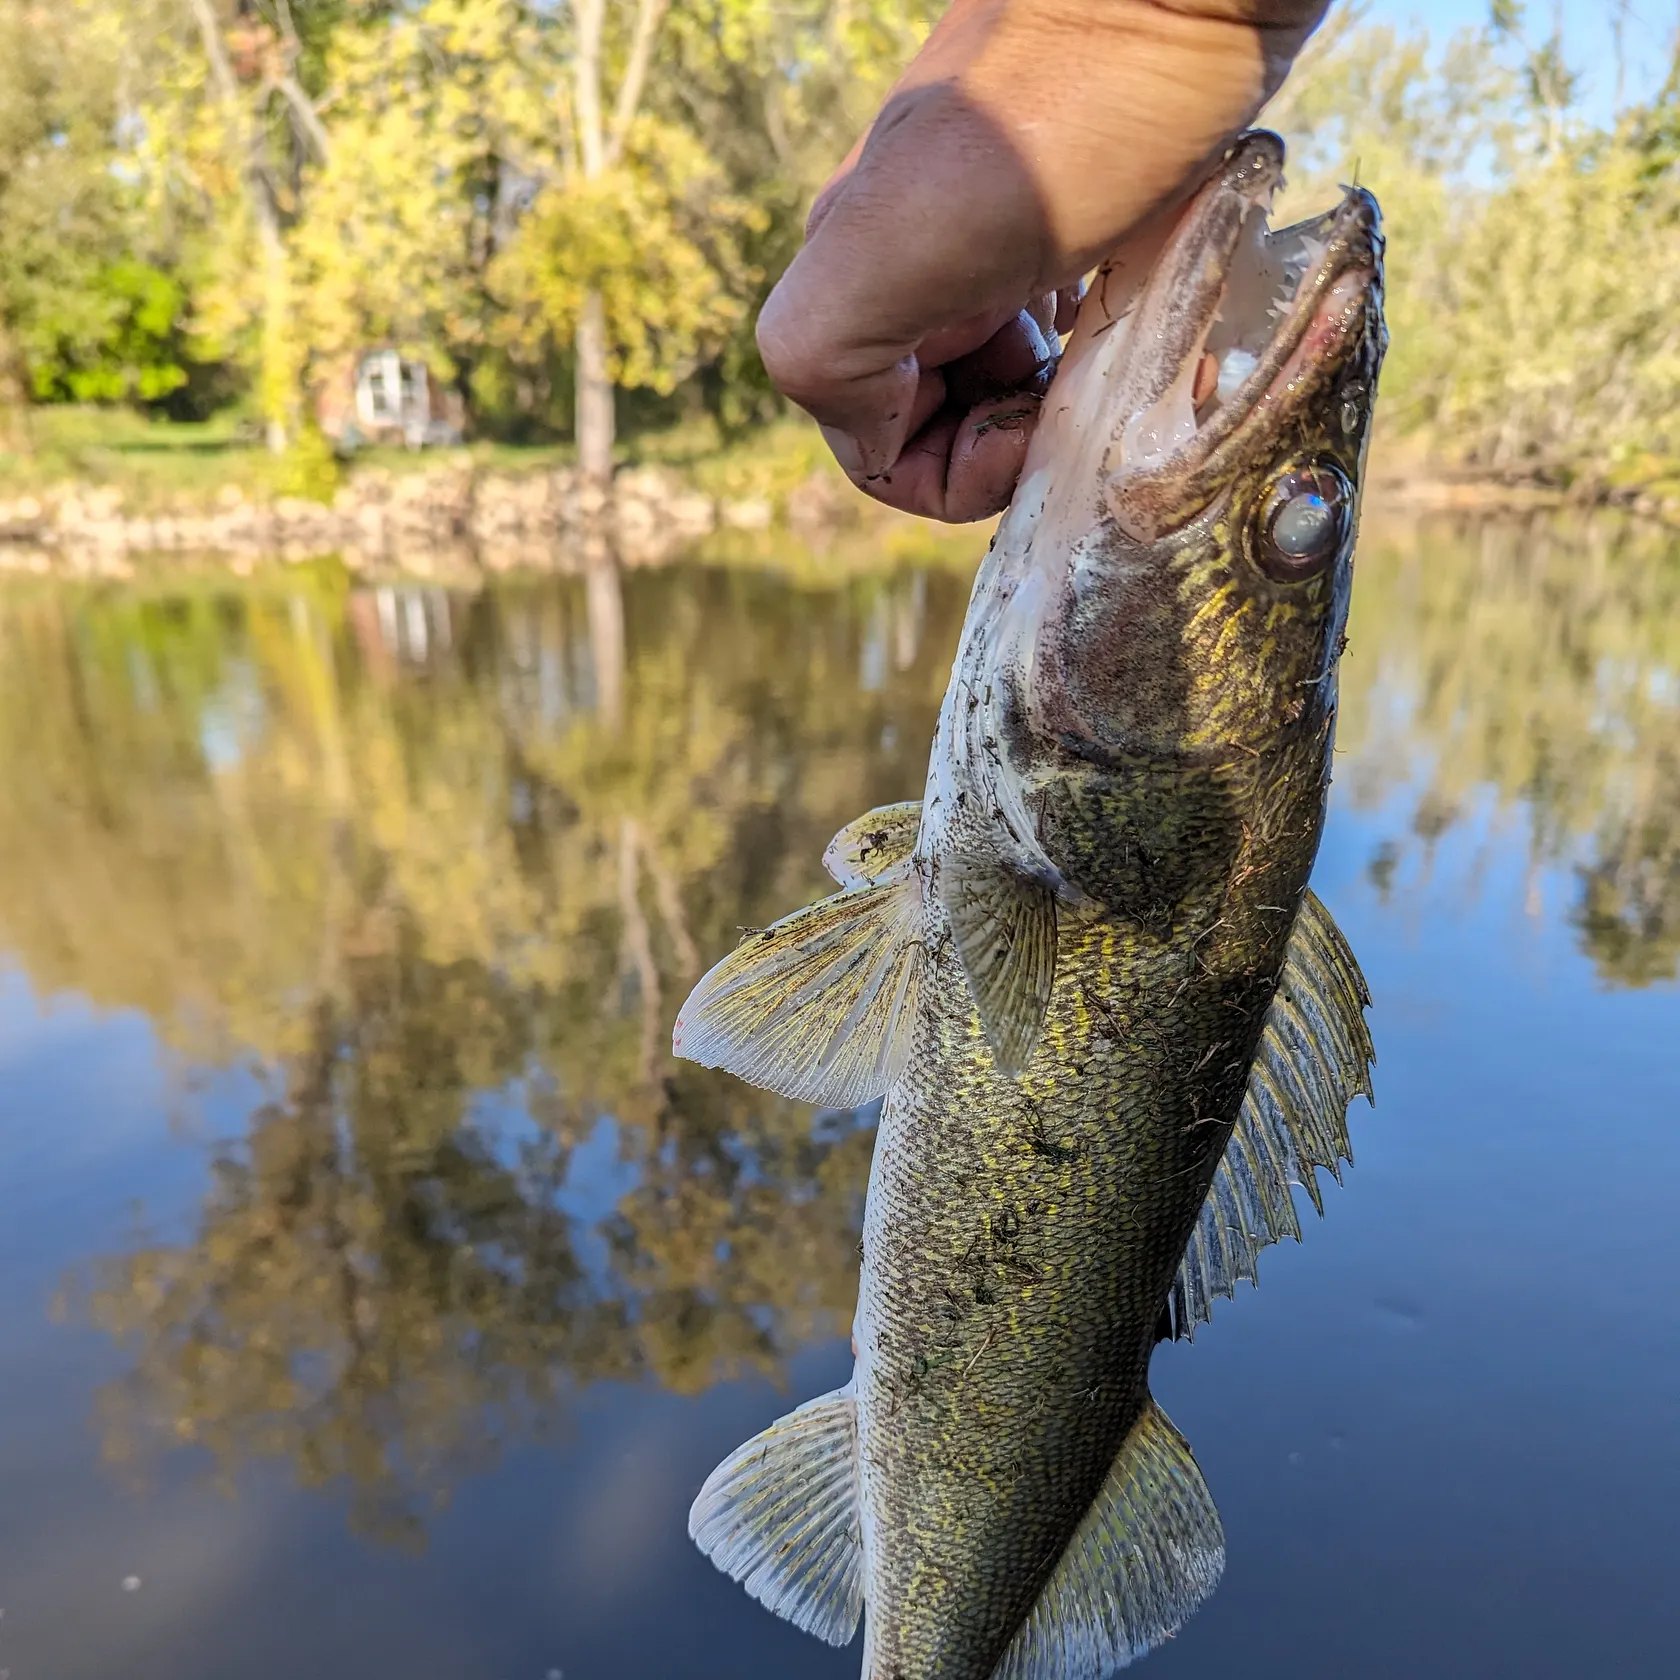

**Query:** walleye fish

left=676, top=130, right=1385, bottom=1679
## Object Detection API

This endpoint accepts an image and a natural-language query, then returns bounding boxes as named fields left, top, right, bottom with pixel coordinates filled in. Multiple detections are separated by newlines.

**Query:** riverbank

left=2, top=419, right=1677, bottom=583
left=0, top=457, right=999, bottom=584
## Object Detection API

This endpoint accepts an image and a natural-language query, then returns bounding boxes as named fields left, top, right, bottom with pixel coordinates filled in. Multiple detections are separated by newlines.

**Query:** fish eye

left=1255, top=463, right=1352, bottom=580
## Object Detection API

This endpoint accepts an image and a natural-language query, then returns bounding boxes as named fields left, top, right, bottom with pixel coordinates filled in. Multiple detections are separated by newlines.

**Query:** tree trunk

left=256, top=197, right=296, bottom=455
left=584, top=531, right=625, bottom=725
left=574, top=288, right=615, bottom=489
left=0, top=335, right=33, bottom=456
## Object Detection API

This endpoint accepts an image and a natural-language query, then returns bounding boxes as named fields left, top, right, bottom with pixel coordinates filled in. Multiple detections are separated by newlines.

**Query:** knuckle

left=754, top=298, right=830, bottom=404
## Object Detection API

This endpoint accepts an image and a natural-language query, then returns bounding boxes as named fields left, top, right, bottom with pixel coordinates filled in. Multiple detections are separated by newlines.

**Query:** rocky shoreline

left=1, top=455, right=1675, bottom=582
left=0, top=462, right=860, bottom=581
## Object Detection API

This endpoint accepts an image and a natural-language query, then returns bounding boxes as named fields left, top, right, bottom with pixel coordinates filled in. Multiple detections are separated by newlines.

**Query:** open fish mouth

left=1077, top=130, right=1383, bottom=539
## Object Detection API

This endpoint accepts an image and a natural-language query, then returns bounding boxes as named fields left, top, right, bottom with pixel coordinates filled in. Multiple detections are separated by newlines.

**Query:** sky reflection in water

left=0, top=510, right=1676, bottom=1679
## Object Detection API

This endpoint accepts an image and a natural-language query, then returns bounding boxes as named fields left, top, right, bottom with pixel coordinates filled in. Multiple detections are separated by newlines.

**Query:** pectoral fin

left=823, top=800, right=922, bottom=889
left=993, top=1397, right=1224, bottom=1679
left=672, top=875, right=924, bottom=1108
left=1171, top=889, right=1375, bottom=1337
left=939, top=857, right=1057, bottom=1077
left=688, top=1388, right=863, bottom=1647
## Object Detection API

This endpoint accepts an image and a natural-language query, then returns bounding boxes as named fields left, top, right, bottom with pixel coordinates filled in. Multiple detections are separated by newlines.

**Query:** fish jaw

left=995, top=131, right=1383, bottom=793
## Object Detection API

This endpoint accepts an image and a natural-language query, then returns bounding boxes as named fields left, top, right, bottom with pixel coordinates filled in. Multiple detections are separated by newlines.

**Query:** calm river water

left=0, top=509, right=1676, bottom=1679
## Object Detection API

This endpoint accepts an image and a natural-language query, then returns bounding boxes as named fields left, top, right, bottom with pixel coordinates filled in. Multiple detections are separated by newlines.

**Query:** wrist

left=870, top=0, right=1324, bottom=283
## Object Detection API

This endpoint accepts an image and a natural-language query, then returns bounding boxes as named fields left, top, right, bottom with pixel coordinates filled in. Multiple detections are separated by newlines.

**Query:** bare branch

left=187, top=0, right=238, bottom=106
left=574, top=0, right=606, bottom=179
left=270, top=0, right=304, bottom=58
left=605, top=0, right=671, bottom=169
left=277, top=73, right=331, bottom=161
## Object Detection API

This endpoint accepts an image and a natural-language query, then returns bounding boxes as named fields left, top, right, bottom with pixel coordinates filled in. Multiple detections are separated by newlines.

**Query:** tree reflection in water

left=0, top=508, right=1675, bottom=1541
left=1337, top=512, right=1680, bottom=985
left=1, top=557, right=958, bottom=1541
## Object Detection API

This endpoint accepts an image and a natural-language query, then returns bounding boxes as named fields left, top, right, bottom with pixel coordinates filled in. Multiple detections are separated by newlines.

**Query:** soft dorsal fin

left=1170, top=889, right=1375, bottom=1337
left=993, top=1397, right=1224, bottom=1679
left=688, top=1388, right=863, bottom=1648
left=938, top=856, right=1057, bottom=1077
left=823, top=800, right=922, bottom=889
left=673, top=874, right=925, bottom=1108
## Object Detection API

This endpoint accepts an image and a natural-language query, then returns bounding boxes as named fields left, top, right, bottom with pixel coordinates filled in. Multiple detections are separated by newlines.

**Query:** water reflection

left=0, top=560, right=964, bottom=1539
left=0, top=508, right=1676, bottom=1556
left=1338, top=512, right=1680, bottom=986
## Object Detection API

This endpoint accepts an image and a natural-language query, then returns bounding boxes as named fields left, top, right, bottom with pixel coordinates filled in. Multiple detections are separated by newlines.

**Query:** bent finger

left=850, top=393, right=1043, bottom=523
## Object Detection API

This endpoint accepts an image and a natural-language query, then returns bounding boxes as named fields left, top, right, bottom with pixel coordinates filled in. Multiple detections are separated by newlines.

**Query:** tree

left=287, top=0, right=553, bottom=428
left=483, top=0, right=941, bottom=465
left=2, top=0, right=950, bottom=452
left=127, top=0, right=334, bottom=450
left=480, top=0, right=765, bottom=480
left=1265, top=6, right=1680, bottom=484
left=0, top=1, right=142, bottom=445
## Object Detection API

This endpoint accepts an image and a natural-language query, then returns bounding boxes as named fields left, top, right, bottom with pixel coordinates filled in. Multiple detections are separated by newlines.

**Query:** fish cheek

left=1034, top=557, right=1196, bottom=759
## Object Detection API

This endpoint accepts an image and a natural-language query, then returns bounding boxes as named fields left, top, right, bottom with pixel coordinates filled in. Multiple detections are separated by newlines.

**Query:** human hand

left=756, top=0, right=1330, bottom=522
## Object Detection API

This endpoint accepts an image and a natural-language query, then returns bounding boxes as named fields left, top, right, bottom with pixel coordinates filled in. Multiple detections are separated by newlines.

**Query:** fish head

left=995, top=131, right=1386, bottom=788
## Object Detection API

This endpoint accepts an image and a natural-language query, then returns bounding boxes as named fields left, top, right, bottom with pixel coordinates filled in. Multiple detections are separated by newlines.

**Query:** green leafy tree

left=124, top=0, right=335, bottom=450
left=0, top=1, right=151, bottom=442
left=288, top=0, right=553, bottom=426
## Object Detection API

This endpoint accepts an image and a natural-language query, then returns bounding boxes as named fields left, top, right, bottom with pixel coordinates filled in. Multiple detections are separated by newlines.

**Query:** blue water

left=0, top=515, right=1675, bottom=1678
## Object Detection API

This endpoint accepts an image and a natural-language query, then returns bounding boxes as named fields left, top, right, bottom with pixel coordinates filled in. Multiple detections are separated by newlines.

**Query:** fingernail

left=1017, top=313, right=1056, bottom=391
left=821, top=426, right=866, bottom=481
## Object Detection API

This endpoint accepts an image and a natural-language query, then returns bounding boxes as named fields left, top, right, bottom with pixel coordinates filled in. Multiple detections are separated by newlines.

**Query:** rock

left=664, top=490, right=716, bottom=540
left=720, top=496, right=773, bottom=531
left=3, top=444, right=879, bottom=580
left=786, top=470, right=858, bottom=534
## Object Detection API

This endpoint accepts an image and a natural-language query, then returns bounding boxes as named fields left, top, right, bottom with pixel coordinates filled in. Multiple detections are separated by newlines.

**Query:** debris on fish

left=676, top=129, right=1386, bottom=1679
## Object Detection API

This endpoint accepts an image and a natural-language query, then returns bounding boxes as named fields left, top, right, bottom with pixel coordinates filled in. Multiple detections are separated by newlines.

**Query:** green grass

left=0, top=406, right=264, bottom=506
left=0, top=405, right=844, bottom=512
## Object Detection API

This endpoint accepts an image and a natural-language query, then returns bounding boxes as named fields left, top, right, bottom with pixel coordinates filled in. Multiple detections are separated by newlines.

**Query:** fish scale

left=859, top=760, right=1313, bottom=1676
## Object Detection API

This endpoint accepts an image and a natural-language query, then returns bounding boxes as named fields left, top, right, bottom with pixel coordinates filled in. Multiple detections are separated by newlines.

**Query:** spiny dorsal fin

left=1171, top=889, right=1375, bottom=1338
left=823, top=800, right=922, bottom=889
left=938, top=856, right=1056, bottom=1077
left=673, top=875, right=924, bottom=1108
left=688, top=1388, right=862, bottom=1647
left=994, top=1397, right=1224, bottom=1679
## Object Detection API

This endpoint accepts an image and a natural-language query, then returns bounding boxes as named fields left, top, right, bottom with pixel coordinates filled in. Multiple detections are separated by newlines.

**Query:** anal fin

left=1171, top=888, right=1375, bottom=1337
left=993, top=1397, right=1224, bottom=1679
left=688, top=1388, right=863, bottom=1647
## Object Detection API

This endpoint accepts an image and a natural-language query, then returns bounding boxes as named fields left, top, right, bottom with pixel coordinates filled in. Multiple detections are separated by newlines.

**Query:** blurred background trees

left=1268, top=3, right=1680, bottom=492
left=0, top=0, right=939, bottom=460
left=1, top=1, right=1679, bottom=490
